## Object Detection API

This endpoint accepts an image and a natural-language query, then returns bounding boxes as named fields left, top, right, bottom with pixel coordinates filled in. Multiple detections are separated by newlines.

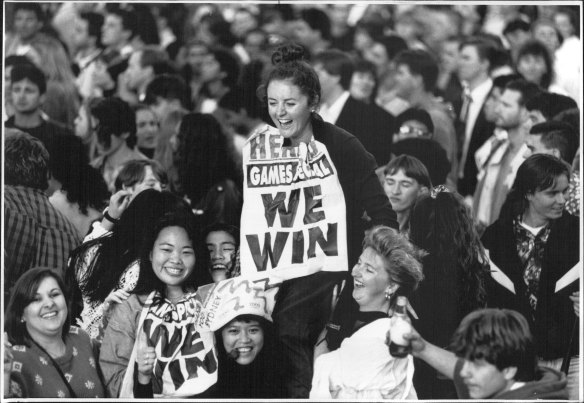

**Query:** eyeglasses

left=398, top=125, right=431, bottom=138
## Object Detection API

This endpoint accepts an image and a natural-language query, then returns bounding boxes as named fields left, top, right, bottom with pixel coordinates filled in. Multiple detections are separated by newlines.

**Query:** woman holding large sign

left=239, top=43, right=398, bottom=397
left=99, top=210, right=217, bottom=398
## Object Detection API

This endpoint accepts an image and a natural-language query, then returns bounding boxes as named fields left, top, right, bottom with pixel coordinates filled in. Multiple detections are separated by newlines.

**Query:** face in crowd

left=206, top=230, right=237, bottom=283
left=221, top=317, right=265, bottom=365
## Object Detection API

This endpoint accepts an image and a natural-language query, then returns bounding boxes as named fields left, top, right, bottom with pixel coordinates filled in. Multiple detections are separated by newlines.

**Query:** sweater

left=8, top=327, right=105, bottom=398
left=310, top=115, right=398, bottom=265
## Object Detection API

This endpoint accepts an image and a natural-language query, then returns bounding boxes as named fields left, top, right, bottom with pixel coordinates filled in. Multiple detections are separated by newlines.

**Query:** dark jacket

left=456, top=102, right=496, bottom=196
left=482, top=212, right=580, bottom=359
left=311, top=114, right=398, bottom=265
left=454, top=360, right=568, bottom=400
left=335, top=96, right=395, bottom=168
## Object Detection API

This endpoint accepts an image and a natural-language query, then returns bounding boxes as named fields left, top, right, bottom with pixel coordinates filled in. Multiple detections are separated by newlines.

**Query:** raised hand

left=136, top=327, right=156, bottom=384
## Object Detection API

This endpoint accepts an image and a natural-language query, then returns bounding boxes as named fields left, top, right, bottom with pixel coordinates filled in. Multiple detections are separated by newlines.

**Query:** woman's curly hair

left=409, top=192, right=489, bottom=316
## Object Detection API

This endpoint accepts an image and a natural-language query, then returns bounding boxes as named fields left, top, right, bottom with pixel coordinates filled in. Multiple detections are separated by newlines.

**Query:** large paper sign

left=142, top=294, right=217, bottom=397
left=196, top=277, right=278, bottom=332
left=240, top=125, right=348, bottom=283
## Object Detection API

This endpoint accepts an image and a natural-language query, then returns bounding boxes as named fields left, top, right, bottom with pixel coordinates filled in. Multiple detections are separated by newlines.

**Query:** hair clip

left=430, top=184, right=449, bottom=199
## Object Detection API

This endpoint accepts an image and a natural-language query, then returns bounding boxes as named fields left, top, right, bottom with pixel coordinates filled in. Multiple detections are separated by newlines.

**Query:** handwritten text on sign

left=241, top=126, right=348, bottom=279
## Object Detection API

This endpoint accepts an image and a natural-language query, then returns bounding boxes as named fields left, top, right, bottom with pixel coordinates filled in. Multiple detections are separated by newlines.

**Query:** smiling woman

left=246, top=43, right=397, bottom=398
left=311, top=226, right=424, bottom=399
left=99, top=209, right=218, bottom=398
left=4, top=268, right=106, bottom=398
left=482, top=154, right=580, bottom=399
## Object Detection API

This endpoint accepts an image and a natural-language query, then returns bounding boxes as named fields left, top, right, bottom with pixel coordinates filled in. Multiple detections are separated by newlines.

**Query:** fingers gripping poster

left=240, top=125, right=348, bottom=284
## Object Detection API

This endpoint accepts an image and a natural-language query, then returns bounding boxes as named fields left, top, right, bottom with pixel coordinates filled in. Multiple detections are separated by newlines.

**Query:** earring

left=20, top=318, right=25, bottom=323
left=384, top=288, right=393, bottom=300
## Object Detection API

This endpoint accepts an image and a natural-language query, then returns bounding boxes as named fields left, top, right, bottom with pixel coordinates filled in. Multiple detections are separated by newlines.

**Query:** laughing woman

left=243, top=42, right=397, bottom=398
left=310, top=226, right=424, bottom=399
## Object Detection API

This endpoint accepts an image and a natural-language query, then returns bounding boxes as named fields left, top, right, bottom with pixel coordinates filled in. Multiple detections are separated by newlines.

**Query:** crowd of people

left=3, top=2, right=581, bottom=400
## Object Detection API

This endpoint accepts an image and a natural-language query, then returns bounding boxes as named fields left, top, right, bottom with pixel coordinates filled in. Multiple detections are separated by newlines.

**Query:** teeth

left=42, top=312, right=57, bottom=318
left=279, top=120, right=292, bottom=125
left=212, top=264, right=226, bottom=270
left=354, top=281, right=364, bottom=288
left=166, top=267, right=182, bottom=275
left=237, top=347, right=252, bottom=352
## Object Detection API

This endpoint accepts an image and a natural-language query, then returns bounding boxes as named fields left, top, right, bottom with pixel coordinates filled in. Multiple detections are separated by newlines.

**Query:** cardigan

left=311, top=115, right=398, bottom=265
left=8, top=327, right=105, bottom=398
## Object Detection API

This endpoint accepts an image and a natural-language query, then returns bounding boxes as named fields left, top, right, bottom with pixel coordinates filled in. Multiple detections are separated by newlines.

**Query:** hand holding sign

left=136, top=327, right=156, bottom=384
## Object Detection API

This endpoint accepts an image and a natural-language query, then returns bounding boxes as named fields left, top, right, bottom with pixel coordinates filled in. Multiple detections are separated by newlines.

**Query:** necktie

left=460, top=87, right=472, bottom=123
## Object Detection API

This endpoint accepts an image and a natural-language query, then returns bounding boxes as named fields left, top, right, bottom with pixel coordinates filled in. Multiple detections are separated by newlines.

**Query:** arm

left=402, top=327, right=458, bottom=380
left=84, top=190, right=132, bottom=242
left=99, top=296, right=139, bottom=398
left=314, top=327, right=330, bottom=362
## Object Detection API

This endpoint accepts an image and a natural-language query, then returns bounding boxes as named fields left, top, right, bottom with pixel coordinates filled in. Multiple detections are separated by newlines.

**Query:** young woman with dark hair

left=66, top=189, right=192, bottom=341
left=99, top=210, right=217, bottom=398
left=482, top=154, right=579, bottom=399
left=408, top=189, right=489, bottom=399
left=245, top=42, right=397, bottom=397
left=5, top=268, right=106, bottom=398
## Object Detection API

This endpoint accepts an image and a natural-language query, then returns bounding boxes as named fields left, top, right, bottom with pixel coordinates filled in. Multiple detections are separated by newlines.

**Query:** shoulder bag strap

left=30, top=339, right=77, bottom=398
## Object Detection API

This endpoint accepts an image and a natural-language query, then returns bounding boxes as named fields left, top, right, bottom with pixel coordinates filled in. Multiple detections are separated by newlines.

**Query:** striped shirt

left=4, top=185, right=80, bottom=297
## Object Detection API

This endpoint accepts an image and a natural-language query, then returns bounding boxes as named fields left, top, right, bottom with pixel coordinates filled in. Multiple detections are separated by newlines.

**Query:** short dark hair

left=114, top=159, right=168, bottom=191
left=137, top=46, right=170, bottom=70
left=362, top=226, right=425, bottom=302
left=5, top=55, right=36, bottom=69
left=79, top=12, right=104, bottom=48
left=394, top=49, right=439, bottom=92
left=107, top=8, right=137, bottom=39
left=392, top=138, right=451, bottom=187
left=14, top=3, right=44, bottom=22
left=300, top=8, right=332, bottom=41
left=384, top=154, right=432, bottom=189
left=450, top=308, right=537, bottom=382
left=204, top=222, right=240, bottom=247
left=312, top=49, right=354, bottom=90
left=516, top=40, right=554, bottom=89
left=4, top=129, right=49, bottom=190
left=525, top=92, right=578, bottom=120
left=503, top=18, right=531, bottom=36
left=459, top=37, right=498, bottom=71
left=492, top=73, right=522, bottom=91
left=377, top=35, right=409, bottom=62
left=90, top=97, right=137, bottom=148
left=11, top=63, right=47, bottom=94
left=210, top=47, right=241, bottom=89
left=503, top=79, right=542, bottom=106
left=144, top=74, right=190, bottom=110
left=530, top=121, right=579, bottom=163
left=5, top=268, right=71, bottom=346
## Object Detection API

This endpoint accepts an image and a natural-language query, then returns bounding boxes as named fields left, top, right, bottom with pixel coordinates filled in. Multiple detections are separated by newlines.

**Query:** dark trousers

left=272, top=271, right=347, bottom=398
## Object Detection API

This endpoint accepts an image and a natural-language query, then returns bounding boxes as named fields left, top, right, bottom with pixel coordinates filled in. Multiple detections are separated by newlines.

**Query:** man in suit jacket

left=456, top=37, right=497, bottom=197
left=313, top=49, right=395, bottom=167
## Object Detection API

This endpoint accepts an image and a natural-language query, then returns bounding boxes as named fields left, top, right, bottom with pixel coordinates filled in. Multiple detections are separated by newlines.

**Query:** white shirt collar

left=319, top=91, right=351, bottom=124
left=469, top=78, right=493, bottom=104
